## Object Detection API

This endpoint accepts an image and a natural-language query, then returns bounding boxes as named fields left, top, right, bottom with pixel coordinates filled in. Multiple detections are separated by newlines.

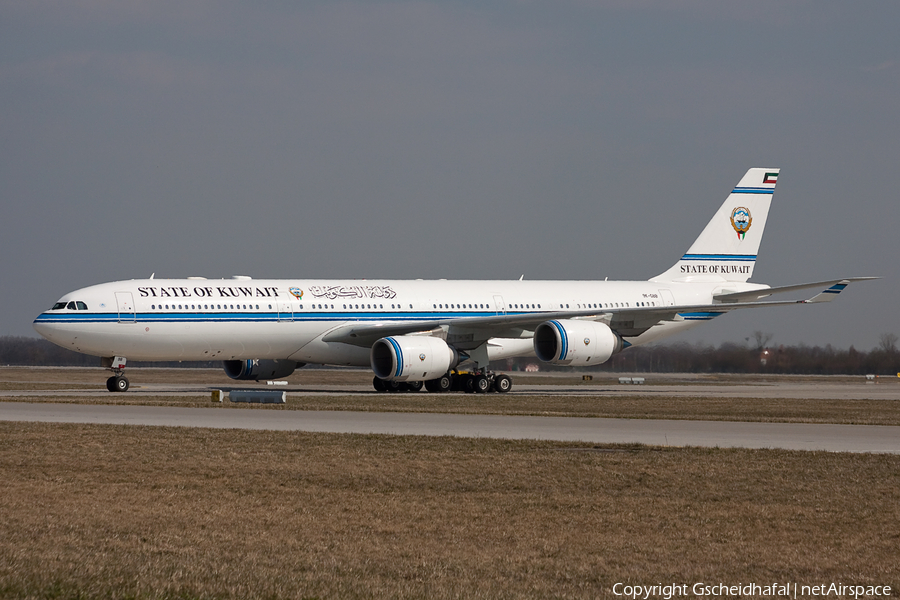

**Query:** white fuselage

left=33, top=277, right=727, bottom=365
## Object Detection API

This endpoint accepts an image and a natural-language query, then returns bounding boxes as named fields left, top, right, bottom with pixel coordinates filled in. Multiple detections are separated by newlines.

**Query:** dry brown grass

left=0, top=422, right=898, bottom=599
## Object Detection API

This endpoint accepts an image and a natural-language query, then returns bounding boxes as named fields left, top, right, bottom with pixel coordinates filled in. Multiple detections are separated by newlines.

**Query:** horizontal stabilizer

left=713, top=277, right=879, bottom=303
left=802, top=278, right=879, bottom=304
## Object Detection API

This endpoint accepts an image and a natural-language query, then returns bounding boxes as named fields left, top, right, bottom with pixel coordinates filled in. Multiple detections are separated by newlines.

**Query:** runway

left=1, top=402, right=898, bottom=454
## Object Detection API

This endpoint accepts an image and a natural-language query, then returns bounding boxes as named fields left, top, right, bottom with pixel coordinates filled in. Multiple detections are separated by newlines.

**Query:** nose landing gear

left=102, top=356, right=129, bottom=392
left=106, top=375, right=129, bottom=392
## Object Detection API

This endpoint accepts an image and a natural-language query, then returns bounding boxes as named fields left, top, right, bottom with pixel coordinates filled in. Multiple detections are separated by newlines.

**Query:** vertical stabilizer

left=651, top=168, right=778, bottom=283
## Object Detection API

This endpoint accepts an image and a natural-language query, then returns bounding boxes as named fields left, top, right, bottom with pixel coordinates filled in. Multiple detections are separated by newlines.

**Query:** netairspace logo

left=612, top=582, right=893, bottom=599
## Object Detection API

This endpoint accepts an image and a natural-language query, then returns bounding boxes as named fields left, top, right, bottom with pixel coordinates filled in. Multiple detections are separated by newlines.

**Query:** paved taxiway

left=3, top=380, right=899, bottom=400
left=1, top=402, right=898, bottom=454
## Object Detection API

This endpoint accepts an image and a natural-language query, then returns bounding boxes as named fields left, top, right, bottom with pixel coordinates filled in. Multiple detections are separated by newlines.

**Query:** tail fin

left=651, top=168, right=778, bottom=283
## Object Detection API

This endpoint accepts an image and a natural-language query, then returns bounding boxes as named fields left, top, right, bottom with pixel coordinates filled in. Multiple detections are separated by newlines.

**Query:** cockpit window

left=76, top=301, right=88, bottom=310
left=66, top=301, right=77, bottom=310
left=51, top=302, right=67, bottom=310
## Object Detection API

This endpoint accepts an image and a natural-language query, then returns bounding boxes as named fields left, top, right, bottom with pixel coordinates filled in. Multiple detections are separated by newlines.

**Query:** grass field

left=1, top=422, right=898, bottom=599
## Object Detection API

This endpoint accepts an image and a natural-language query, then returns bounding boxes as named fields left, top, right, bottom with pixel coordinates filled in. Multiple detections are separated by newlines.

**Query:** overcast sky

left=2, top=1, right=897, bottom=351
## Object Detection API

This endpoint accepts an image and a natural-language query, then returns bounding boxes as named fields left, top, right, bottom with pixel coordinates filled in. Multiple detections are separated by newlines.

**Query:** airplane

left=33, top=168, right=873, bottom=393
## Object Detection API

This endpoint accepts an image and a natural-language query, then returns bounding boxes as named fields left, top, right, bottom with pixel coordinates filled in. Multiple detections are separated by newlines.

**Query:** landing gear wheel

left=425, top=374, right=452, bottom=392
left=373, top=376, right=387, bottom=392
left=493, top=374, right=512, bottom=394
left=385, top=379, right=403, bottom=393
left=462, top=374, right=476, bottom=393
left=109, top=375, right=129, bottom=393
left=438, top=374, right=453, bottom=392
left=404, top=381, right=423, bottom=392
left=473, top=375, right=491, bottom=394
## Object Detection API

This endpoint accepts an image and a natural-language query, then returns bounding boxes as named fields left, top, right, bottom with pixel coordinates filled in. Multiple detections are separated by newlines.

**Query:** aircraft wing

left=322, top=277, right=874, bottom=346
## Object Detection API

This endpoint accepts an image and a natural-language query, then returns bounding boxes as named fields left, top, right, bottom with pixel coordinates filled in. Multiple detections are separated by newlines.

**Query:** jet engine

left=533, top=320, right=622, bottom=366
left=370, top=336, right=460, bottom=382
left=223, top=359, right=302, bottom=381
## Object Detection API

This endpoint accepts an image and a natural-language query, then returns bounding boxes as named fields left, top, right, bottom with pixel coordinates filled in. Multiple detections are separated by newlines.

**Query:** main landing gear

left=102, top=356, right=129, bottom=392
left=373, top=371, right=512, bottom=394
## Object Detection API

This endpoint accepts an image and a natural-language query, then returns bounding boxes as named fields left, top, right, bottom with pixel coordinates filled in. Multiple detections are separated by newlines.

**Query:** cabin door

left=115, top=292, right=136, bottom=323
left=493, top=295, right=506, bottom=315
left=658, top=289, right=676, bottom=307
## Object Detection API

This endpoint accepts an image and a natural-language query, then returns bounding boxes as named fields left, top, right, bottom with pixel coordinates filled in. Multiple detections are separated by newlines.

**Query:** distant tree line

left=578, top=340, right=899, bottom=375
left=2, top=334, right=898, bottom=375
left=508, top=331, right=900, bottom=375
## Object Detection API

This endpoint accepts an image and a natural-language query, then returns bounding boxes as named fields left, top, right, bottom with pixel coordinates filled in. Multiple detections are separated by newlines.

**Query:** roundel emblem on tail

left=730, top=207, right=752, bottom=240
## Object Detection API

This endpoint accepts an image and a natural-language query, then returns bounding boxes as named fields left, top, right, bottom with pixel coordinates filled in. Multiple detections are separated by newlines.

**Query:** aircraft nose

left=33, top=316, right=52, bottom=337
left=33, top=314, right=62, bottom=343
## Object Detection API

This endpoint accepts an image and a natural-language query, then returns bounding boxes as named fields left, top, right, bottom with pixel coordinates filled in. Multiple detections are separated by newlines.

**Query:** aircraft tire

left=438, top=373, right=453, bottom=392
left=404, top=381, right=424, bottom=392
left=493, top=374, right=512, bottom=394
left=113, top=375, right=129, bottom=392
left=373, top=376, right=387, bottom=392
left=473, top=375, right=491, bottom=394
left=106, top=377, right=116, bottom=392
left=425, top=374, right=452, bottom=393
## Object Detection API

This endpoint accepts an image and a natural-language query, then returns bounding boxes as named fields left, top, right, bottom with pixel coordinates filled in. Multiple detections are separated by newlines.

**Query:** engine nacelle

left=371, top=336, right=460, bottom=382
left=533, top=320, right=622, bottom=366
left=223, top=359, right=301, bottom=381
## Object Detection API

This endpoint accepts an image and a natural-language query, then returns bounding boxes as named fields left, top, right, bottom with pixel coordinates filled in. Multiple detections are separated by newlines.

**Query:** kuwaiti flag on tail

left=763, top=172, right=778, bottom=185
